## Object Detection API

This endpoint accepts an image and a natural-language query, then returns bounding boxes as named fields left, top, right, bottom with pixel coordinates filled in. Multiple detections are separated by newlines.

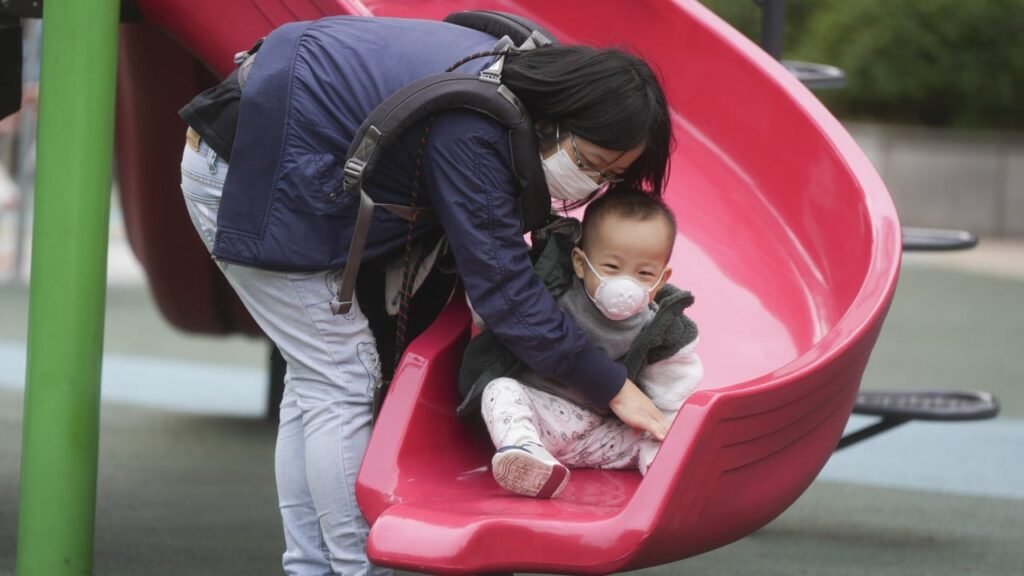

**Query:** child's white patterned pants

left=481, top=377, right=660, bottom=472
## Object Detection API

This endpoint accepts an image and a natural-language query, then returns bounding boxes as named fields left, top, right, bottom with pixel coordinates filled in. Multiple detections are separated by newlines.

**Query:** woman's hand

left=609, top=379, right=669, bottom=441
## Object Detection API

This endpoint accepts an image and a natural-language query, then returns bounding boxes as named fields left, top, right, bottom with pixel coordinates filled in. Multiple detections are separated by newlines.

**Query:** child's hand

left=609, top=379, right=669, bottom=441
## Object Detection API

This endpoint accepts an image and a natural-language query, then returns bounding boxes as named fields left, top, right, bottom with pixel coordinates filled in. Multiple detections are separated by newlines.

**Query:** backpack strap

left=443, top=10, right=556, bottom=49
left=331, top=12, right=557, bottom=315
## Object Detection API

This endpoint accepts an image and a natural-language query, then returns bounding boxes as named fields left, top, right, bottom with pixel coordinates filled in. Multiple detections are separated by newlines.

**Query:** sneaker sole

left=492, top=450, right=570, bottom=498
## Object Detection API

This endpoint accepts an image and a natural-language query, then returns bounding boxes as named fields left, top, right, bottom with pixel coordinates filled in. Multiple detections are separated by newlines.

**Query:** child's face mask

left=579, top=251, right=665, bottom=321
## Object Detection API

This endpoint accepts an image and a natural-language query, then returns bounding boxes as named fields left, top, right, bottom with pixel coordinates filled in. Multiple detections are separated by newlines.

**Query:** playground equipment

left=11, top=2, right=121, bottom=574
left=125, top=0, right=907, bottom=571
left=6, top=0, right=998, bottom=574
left=353, top=2, right=902, bottom=571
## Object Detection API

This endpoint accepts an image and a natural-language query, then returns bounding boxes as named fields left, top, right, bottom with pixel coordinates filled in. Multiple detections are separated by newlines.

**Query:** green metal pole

left=16, top=1, right=121, bottom=574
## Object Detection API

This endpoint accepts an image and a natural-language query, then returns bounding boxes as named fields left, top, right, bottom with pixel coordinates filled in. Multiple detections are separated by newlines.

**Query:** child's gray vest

left=456, top=217, right=699, bottom=417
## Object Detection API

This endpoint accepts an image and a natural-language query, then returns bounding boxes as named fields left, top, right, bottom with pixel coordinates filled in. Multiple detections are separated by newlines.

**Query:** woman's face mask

left=540, top=126, right=601, bottom=202
left=579, top=251, right=665, bottom=321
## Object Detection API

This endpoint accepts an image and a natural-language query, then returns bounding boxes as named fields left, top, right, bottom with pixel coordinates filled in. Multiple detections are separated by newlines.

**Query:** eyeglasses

left=558, top=126, right=626, bottom=185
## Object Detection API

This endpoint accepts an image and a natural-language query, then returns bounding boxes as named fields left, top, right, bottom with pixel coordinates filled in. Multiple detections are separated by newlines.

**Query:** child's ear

left=571, top=247, right=587, bottom=280
left=653, top=265, right=673, bottom=296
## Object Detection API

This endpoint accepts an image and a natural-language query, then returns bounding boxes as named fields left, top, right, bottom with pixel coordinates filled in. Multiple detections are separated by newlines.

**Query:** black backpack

left=332, top=10, right=558, bottom=315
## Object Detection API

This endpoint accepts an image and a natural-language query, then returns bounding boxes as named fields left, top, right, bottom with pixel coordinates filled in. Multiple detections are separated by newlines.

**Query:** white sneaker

left=491, top=441, right=570, bottom=498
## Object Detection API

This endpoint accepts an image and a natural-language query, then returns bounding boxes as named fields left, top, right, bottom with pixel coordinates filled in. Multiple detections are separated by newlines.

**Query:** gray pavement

left=1, top=234, right=1023, bottom=574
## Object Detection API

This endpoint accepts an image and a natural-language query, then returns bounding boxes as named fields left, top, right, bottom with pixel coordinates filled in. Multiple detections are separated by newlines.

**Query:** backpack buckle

left=344, top=158, right=366, bottom=190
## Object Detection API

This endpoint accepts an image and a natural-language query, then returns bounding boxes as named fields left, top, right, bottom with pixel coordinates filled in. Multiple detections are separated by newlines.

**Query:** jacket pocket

left=280, top=152, right=353, bottom=217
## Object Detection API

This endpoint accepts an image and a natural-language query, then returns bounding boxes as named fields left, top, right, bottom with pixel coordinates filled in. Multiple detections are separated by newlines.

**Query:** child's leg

left=480, top=377, right=544, bottom=448
left=481, top=378, right=570, bottom=498
left=508, top=388, right=642, bottom=470
left=558, top=415, right=646, bottom=472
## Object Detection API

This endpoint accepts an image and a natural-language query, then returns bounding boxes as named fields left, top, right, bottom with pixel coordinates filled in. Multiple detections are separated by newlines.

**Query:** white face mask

left=540, top=128, right=601, bottom=202
left=580, top=252, right=665, bottom=321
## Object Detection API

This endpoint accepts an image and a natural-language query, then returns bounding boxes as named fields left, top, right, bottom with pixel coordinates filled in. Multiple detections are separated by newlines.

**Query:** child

left=460, top=192, right=703, bottom=498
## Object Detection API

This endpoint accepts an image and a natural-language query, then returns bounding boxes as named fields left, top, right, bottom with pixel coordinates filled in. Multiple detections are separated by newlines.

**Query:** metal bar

left=836, top=418, right=909, bottom=450
left=759, top=0, right=785, bottom=60
left=782, top=59, right=847, bottom=90
left=15, top=0, right=121, bottom=574
left=902, top=226, right=979, bottom=251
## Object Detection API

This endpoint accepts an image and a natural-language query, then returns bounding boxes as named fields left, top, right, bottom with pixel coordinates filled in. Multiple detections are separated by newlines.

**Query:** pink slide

left=117, top=0, right=901, bottom=573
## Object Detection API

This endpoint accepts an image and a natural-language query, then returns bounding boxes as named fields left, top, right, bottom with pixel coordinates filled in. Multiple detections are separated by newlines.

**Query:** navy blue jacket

left=215, top=16, right=626, bottom=406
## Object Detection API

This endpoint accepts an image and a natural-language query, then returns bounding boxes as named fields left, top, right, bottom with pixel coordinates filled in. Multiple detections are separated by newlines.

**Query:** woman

left=179, top=14, right=672, bottom=576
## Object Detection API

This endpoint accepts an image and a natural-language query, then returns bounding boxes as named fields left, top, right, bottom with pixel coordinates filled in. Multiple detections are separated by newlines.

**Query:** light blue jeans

left=180, top=138, right=392, bottom=576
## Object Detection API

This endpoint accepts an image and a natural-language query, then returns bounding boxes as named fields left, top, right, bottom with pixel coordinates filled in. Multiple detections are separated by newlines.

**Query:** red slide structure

left=116, top=0, right=901, bottom=573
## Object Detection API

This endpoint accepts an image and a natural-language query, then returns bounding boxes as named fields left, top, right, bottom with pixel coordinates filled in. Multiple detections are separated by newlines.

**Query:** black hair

left=502, top=45, right=673, bottom=199
left=580, top=191, right=677, bottom=259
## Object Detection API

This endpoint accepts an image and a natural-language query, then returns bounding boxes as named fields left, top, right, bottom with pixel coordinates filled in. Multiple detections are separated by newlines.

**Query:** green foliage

left=699, top=0, right=1024, bottom=130
left=699, top=0, right=821, bottom=53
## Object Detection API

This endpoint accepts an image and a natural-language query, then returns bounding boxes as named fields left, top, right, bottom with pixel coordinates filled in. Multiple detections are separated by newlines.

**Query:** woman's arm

left=423, top=111, right=627, bottom=406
